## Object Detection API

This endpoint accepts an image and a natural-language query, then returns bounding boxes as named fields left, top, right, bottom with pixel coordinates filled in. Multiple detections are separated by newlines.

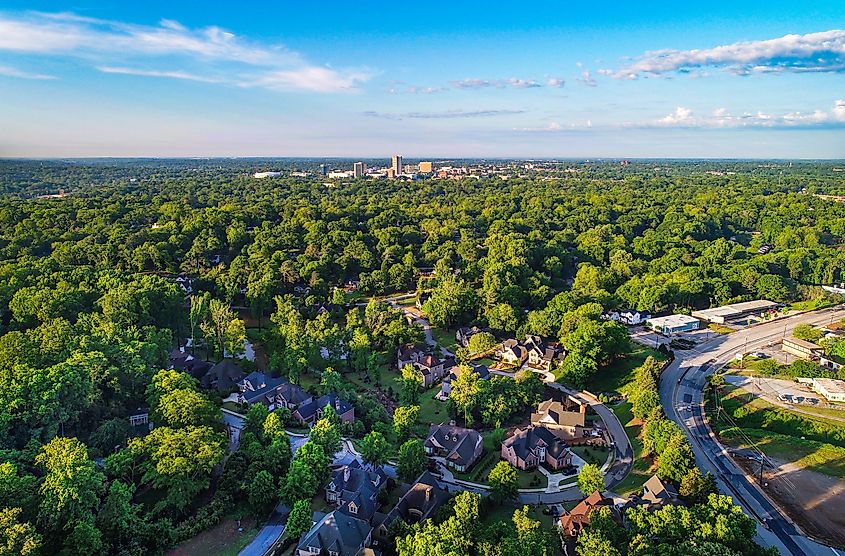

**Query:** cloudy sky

left=1, top=1, right=844, bottom=158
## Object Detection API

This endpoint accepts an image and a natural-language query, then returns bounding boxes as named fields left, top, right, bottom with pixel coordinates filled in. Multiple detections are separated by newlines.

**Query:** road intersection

left=659, top=306, right=845, bottom=556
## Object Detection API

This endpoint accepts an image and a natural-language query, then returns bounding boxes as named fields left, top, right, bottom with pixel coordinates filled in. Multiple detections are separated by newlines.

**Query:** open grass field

left=166, top=514, right=257, bottom=556
left=586, top=346, right=667, bottom=396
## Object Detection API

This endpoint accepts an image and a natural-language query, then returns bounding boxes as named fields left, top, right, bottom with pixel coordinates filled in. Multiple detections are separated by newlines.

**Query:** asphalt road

left=659, top=306, right=845, bottom=556
left=238, top=503, right=289, bottom=556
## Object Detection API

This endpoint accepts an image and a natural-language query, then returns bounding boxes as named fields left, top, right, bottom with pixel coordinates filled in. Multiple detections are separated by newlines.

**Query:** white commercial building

left=811, top=378, right=845, bottom=402
left=691, top=300, right=779, bottom=325
left=646, top=314, right=700, bottom=335
left=253, top=171, right=282, bottom=178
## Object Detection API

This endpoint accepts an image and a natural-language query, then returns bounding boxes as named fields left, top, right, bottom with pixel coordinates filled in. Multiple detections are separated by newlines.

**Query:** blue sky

left=0, top=1, right=844, bottom=158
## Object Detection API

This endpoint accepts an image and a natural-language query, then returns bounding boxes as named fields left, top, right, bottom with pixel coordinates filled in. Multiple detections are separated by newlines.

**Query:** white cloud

left=450, top=77, right=562, bottom=90
left=653, top=101, right=845, bottom=128
left=546, top=77, right=565, bottom=88
left=0, top=64, right=55, bottom=79
left=97, top=66, right=220, bottom=83
left=659, top=106, right=694, bottom=125
left=575, top=70, right=597, bottom=87
left=364, top=109, right=525, bottom=120
left=609, top=29, right=845, bottom=78
left=0, top=11, right=366, bottom=93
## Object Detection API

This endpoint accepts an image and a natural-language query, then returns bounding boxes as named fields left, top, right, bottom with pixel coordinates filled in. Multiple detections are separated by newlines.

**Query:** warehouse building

left=691, top=300, right=779, bottom=325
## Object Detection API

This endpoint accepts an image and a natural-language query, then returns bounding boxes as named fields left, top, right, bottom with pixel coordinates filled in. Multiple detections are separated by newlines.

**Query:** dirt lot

left=736, top=457, right=845, bottom=548
left=166, top=515, right=258, bottom=556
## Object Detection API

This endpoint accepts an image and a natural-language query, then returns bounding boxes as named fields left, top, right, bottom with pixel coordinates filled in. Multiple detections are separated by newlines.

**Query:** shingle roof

left=425, top=424, right=482, bottom=467
left=297, top=510, right=372, bottom=556
left=503, top=426, right=571, bottom=461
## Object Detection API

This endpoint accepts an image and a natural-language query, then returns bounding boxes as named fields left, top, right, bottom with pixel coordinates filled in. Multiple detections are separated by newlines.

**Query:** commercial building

left=811, top=378, right=845, bottom=402
left=691, top=300, right=779, bottom=325
left=318, top=163, right=328, bottom=176
left=392, top=155, right=403, bottom=176
left=353, top=161, right=366, bottom=178
left=253, top=171, right=282, bottom=178
left=418, top=161, right=433, bottom=173
left=781, top=337, right=824, bottom=360
left=645, top=314, right=700, bottom=335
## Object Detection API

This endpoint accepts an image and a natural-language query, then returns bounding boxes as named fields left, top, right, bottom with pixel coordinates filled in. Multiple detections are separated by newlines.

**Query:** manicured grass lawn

left=610, top=401, right=655, bottom=496
left=517, top=468, right=547, bottom=489
left=587, top=346, right=667, bottom=396
left=788, top=298, right=839, bottom=312
left=571, top=445, right=610, bottom=466
left=478, top=503, right=557, bottom=528
left=414, top=391, right=450, bottom=436
left=430, top=327, right=459, bottom=352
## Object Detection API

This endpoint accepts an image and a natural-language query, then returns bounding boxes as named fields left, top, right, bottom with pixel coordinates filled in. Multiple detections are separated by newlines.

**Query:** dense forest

left=0, top=159, right=843, bottom=555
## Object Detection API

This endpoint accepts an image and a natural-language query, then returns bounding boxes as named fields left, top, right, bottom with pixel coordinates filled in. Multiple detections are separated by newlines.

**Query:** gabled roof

left=297, top=510, right=372, bottom=556
left=503, top=426, right=571, bottom=461
left=425, top=424, right=482, bottom=467
left=296, top=393, right=354, bottom=422
left=381, top=471, right=450, bottom=530
left=641, top=474, right=679, bottom=506
left=204, top=360, right=245, bottom=392
left=559, top=491, right=614, bottom=535
left=531, top=399, right=586, bottom=428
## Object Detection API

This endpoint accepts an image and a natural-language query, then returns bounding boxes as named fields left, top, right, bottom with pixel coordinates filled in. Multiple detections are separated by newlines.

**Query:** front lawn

left=571, top=445, right=610, bottom=466
left=587, top=346, right=667, bottom=396
left=430, top=327, right=459, bottom=353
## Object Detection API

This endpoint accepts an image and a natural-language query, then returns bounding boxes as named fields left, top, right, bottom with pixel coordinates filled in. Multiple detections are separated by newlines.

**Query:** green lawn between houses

left=585, top=345, right=667, bottom=397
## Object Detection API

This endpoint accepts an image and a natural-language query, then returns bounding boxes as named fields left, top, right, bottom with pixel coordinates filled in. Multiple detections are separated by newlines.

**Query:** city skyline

left=1, top=1, right=844, bottom=158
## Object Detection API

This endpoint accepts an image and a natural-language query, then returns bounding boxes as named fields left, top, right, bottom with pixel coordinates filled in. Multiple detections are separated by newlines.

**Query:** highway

left=659, top=306, right=845, bottom=556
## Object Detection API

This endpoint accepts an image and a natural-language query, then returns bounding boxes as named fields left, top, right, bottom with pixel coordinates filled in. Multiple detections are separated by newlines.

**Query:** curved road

left=659, top=306, right=845, bottom=556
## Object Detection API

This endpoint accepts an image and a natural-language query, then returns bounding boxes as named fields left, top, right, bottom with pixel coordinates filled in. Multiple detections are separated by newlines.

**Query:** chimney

left=425, top=486, right=431, bottom=503
left=344, top=466, right=350, bottom=483
left=335, top=397, right=341, bottom=411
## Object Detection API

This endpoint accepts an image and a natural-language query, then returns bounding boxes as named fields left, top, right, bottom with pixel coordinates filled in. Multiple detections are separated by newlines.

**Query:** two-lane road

left=659, top=306, right=845, bottom=556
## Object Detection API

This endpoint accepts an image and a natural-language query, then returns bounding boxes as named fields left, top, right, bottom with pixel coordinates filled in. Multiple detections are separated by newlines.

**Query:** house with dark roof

left=531, top=398, right=588, bottom=439
left=237, top=371, right=312, bottom=410
left=397, top=344, right=451, bottom=388
left=501, top=426, right=573, bottom=471
left=202, top=360, right=246, bottom=393
left=293, top=393, right=355, bottom=427
left=437, top=364, right=490, bottom=400
left=296, top=510, right=373, bottom=556
left=456, top=326, right=490, bottom=348
left=169, top=347, right=212, bottom=379
left=424, top=423, right=483, bottom=472
left=374, top=471, right=451, bottom=543
left=326, top=460, right=387, bottom=508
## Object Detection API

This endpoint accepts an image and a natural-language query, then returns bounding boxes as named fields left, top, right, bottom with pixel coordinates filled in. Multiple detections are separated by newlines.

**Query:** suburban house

left=325, top=460, right=387, bottom=510
left=782, top=337, right=824, bottom=361
left=531, top=398, right=589, bottom=440
left=169, top=347, right=212, bottom=379
left=438, top=364, right=490, bottom=400
left=201, top=360, right=246, bottom=393
left=499, top=338, right=527, bottom=367
left=559, top=491, right=618, bottom=543
left=499, top=336, right=561, bottom=371
left=501, top=426, right=573, bottom=471
left=397, top=344, right=452, bottom=388
left=424, top=423, right=483, bottom=472
left=374, top=471, right=450, bottom=543
left=237, top=371, right=312, bottom=410
left=619, top=310, right=650, bottom=326
left=640, top=475, right=681, bottom=508
left=456, top=326, right=490, bottom=348
left=293, top=393, right=355, bottom=427
left=296, top=510, right=373, bottom=556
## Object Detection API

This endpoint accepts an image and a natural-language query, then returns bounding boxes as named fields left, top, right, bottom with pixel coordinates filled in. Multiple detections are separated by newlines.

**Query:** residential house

left=326, top=460, right=387, bottom=508
left=456, top=326, right=490, bottom=348
left=640, top=474, right=681, bottom=508
left=296, top=510, right=373, bottom=556
left=438, top=364, right=490, bottom=400
left=619, top=310, right=650, bottom=326
left=501, top=426, right=573, bottom=471
left=523, top=335, right=560, bottom=372
left=559, top=491, right=617, bottom=547
left=201, top=360, right=246, bottom=393
left=237, top=371, right=312, bottom=411
left=374, top=471, right=451, bottom=543
left=294, top=393, right=355, bottom=427
left=169, top=347, right=212, bottom=379
left=531, top=398, right=588, bottom=439
left=397, top=344, right=451, bottom=388
left=500, top=338, right=527, bottom=367
left=424, top=423, right=483, bottom=472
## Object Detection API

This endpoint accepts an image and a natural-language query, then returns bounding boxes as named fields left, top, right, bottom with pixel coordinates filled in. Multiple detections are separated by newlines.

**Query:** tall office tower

left=353, top=161, right=364, bottom=178
left=319, top=164, right=328, bottom=176
left=391, top=155, right=403, bottom=176
left=418, top=161, right=433, bottom=173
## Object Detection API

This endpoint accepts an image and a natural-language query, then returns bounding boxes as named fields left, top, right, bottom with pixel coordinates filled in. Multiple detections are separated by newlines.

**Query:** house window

left=349, top=502, right=358, bottom=514
left=308, top=547, right=319, bottom=554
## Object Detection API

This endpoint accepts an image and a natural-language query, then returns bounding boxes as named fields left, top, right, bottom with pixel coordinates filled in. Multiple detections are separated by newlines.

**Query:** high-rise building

left=353, top=161, right=365, bottom=178
left=418, top=161, right=433, bottom=173
left=391, top=155, right=403, bottom=176
left=319, top=164, right=328, bottom=176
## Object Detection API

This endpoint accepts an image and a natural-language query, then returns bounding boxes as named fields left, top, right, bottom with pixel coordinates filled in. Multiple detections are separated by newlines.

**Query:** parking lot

left=629, top=325, right=723, bottom=351
left=724, top=375, right=823, bottom=407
